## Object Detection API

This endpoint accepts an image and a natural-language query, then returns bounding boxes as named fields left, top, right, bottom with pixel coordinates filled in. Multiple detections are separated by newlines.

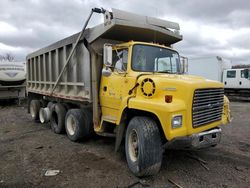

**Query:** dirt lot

left=0, top=101, right=249, bottom=188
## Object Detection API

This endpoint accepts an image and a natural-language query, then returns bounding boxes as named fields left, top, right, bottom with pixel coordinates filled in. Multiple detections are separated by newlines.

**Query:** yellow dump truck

left=26, top=8, right=231, bottom=176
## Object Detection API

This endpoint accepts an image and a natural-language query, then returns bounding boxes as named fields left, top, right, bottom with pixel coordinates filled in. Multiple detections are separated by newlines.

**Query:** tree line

left=232, top=64, right=250, bottom=69
left=0, top=53, right=15, bottom=61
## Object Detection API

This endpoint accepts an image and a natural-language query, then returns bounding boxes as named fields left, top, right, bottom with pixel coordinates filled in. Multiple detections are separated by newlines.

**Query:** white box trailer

left=188, top=56, right=232, bottom=82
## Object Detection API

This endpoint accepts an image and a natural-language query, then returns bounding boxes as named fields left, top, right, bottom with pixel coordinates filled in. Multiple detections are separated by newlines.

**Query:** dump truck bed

left=26, top=8, right=182, bottom=102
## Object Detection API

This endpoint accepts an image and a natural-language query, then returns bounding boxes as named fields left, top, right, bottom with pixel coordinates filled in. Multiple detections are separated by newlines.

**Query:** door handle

left=239, top=81, right=242, bottom=85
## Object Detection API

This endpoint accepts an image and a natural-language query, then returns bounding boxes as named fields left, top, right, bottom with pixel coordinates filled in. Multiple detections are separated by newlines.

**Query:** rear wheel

left=47, top=102, right=55, bottom=110
left=30, top=100, right=41, bottom=121
left=50, top=103, right=66, bottom=134
left=39, top=107, right=51, bottom=124
left=125, top=116, right=163, bottom=177
left=65, top=109, right=93, bottom=141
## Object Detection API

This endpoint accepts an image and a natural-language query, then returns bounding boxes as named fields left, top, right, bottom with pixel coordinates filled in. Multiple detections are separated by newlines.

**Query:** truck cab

left=223, top=68, right=250, bottom=89
left=99, top=41, right=231, bottom=138
left=98, top=41, right=231, bottom=175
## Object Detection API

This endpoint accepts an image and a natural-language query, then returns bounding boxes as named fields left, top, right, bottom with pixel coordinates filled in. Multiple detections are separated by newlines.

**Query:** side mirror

left=180, top=56, right=188, bottom=74
left=103, top=44, right=112, bottom=66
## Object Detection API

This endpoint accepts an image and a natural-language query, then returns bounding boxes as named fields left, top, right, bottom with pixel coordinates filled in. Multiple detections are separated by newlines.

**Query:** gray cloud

left=0, top=0, right=249, bottom=64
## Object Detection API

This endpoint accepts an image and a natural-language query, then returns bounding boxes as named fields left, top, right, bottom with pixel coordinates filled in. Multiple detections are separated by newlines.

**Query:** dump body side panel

left=26, top=41, right=91, bottom=102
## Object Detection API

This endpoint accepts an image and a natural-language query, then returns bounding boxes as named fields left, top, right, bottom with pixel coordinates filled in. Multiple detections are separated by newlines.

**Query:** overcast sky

left=0, top=0, right=250, bottom=64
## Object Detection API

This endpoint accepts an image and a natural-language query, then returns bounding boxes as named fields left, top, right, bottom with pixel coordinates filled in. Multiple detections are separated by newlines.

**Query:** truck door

left=100, top=48, right=129, bottom=123
left=224, top=70, right=237, bottom=89
left=239, top=69, right=250, bottom=89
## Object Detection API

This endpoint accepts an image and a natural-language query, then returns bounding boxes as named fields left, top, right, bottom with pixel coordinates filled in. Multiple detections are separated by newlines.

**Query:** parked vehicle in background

left=0, top=61, right=26, bottom=103
left=223, top=68, right=250, bottom=99
left=26, top=8, right=231, bottom=177
left=188, top=56, right=232, bottom=82
left=188, top=56, right=250, bottom=99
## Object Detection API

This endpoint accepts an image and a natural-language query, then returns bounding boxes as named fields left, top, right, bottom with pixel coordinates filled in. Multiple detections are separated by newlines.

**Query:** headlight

left=172, top=115, right=182, bottom=129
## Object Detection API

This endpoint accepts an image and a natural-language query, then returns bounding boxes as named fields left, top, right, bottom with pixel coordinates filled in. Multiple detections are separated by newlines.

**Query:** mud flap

left=115, top=121, right=126, bottom=152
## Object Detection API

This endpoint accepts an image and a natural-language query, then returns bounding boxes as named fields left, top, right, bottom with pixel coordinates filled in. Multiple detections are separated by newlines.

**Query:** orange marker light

left=165, top=95, right=173, bottom=103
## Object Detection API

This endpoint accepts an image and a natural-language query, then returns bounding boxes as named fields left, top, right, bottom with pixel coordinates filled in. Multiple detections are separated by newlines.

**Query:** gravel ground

left=0, top=100, right=249, bottom=188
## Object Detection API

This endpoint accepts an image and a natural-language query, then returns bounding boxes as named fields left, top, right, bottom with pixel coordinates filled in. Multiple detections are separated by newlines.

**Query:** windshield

left=132, top=44, right=180, bottom=73
left=241, top=69, right=250, bottom=79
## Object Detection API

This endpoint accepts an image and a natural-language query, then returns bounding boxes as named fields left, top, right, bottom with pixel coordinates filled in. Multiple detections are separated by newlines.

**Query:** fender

left=128, top=97, right=187, bottom=141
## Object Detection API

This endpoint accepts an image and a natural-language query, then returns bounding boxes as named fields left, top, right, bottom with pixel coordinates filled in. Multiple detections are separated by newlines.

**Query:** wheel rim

left=39, top=108, right=45, bottom=123
left=128, top=129, right=139, bottom=162
left=30, top=105, right=35, bottom=118
left=66, top=115, right=76, bottom=136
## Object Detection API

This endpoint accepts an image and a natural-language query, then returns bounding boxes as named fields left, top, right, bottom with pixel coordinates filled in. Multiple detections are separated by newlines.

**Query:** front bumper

left=165, top=128, right=222, bottom=150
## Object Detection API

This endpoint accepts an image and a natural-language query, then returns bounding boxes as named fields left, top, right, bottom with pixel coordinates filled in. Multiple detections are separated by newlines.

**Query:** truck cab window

left=227, top=70, right=236, bottom=78
left=155, top=56, right=178, bottom=73
left=132, top=44, right=180, bottom=73
left=112, top=49, right=128, bottom=72
left=241, top=69, right=249, bottom=79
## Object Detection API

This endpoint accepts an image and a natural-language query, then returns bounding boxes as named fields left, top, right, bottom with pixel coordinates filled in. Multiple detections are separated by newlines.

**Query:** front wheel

left=125, top=116, right=163, bottom=177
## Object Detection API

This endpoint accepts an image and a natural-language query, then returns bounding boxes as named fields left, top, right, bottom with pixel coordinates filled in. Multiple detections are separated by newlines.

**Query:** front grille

left=192, top=88, right=224, bottom=128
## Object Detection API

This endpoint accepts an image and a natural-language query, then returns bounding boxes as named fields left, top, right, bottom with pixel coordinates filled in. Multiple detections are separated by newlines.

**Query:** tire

left=65, top=108, right=93, bottom=141
left=47, top=102, right=55, bottom=111
left=125, top=116, right=163, bottom=177
left=30, top=100, right=41, bottom=121
left=39, top=107, right=51, bottom=124
left=50, top=103, right=66, bottom=134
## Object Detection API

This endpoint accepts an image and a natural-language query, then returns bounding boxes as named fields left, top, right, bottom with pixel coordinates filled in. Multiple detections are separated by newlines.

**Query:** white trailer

left=188, top=56, right=232, bottom=82
left=0, top=61, right=26, bottom=103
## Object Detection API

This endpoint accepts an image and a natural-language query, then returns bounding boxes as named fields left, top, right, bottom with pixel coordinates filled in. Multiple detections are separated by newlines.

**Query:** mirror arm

left=102, top=67, right=112, bottom=77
